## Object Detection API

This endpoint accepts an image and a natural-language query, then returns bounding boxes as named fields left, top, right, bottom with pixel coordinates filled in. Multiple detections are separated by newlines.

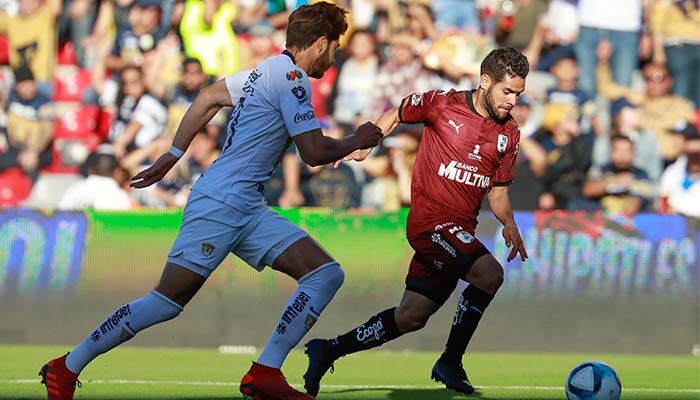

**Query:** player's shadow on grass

left=330, top=388, right=560, bottom=400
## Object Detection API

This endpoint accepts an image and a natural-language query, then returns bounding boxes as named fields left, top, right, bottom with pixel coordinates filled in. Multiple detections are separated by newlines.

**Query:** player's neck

left=285, top=47, right=315, bottom=76
left=471, top=90, right=488, bottom=118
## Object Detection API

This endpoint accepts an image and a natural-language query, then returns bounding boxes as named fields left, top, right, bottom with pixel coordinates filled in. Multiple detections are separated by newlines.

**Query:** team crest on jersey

left=411, top=92, right=424, bottom=106
left=497, top=133, right=508, bottom=153
left=286, top=69, right=303, bottom=81
left=456, top=230, right=475, bottom=244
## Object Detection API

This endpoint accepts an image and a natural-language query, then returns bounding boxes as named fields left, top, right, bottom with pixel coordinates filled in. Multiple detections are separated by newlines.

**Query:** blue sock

left=65, top=291, right=183, bottom=374
left=257, top=262, right=344, bottom=368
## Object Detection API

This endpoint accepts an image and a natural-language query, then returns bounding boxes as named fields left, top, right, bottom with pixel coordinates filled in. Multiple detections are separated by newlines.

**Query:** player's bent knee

left=395, top=307, right=429, bottom=333
left=325, top=263, right=345, bottom=291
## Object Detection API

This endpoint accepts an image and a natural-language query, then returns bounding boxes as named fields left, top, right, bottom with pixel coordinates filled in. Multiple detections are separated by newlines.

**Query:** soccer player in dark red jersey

left=304, top=47, right=530, bottom=396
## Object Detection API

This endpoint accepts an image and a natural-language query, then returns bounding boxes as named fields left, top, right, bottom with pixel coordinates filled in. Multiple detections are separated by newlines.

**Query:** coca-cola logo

left=294, top=111, right=315, bottom=123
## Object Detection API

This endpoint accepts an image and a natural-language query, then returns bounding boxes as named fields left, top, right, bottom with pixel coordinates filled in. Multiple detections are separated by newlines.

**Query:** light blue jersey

left=192, top=51, right=321, bottom=212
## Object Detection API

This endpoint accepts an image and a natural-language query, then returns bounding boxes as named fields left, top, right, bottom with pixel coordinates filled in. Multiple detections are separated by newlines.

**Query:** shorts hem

left=167, top=256, right=213, bottom=278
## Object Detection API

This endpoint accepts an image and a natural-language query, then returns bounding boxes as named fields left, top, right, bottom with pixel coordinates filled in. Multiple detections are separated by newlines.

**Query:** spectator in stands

left=494, top=0, right=548, bottom=51
left=362, top=31, right=434, bottom=121
left=0, top=0, right=62, bottom=98
left=305, top=119, right=362, bottom=208
left=545, top=51, right=598, bottom=134
left=596, top=39, right=696, bottom=168
left=522, top=0, right=578, bottom=71
left=179, top=0, right=241, bottom=77
left=59, top=150, right=133, bottom=210
left=658, top=122, right=700, bottom=217
left=330, top=29, right=380, bottom=137
left=583, top=134, right=654, bottom=216
left=238, top=21, right=281, bottom=70
left=4, top=66, right=54, bottom=181
left=106, top=65, right=168, bottom=160
left=592, top=97, right=663, bottom=184
left=83, top=0, right=135, bottom=65
left=151, top=57, right=223, bottom=143
left=431, top=0, right=479, bottom=34
left=57, top=0, right=99, bottom=68
left=532, top=102, right=593, bottom=210
left=650, top=0, right=700, bottom=107
left=106, top=0, right=166, bottom=72
left=575, top=0, right=651, bottom=97
left=507, top=95, right=545, bottom=211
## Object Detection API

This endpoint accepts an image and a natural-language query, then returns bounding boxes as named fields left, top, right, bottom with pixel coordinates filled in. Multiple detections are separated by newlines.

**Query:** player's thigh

left=168, top=192, right=244, bottom=278
left=233, top=208, right=333, bottom=280
left=406, top=225, right=490, bottom=305
left=271, top=236, right=334, bottom=280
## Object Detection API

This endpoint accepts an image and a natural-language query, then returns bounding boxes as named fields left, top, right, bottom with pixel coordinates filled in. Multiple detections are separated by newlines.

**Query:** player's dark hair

left=286, top=1, right=348, bottom=50
left=480, top=47, right=529, bottom=83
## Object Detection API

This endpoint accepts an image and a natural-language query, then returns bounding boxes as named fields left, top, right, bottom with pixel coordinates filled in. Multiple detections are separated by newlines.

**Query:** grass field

left=1, top=345, right=698, bottom=400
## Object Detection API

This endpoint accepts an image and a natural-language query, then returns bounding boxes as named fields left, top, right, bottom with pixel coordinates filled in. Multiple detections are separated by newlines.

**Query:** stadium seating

left=0, top=167, right=33, bottom=207
left=53, top=67, right=92, bottom=102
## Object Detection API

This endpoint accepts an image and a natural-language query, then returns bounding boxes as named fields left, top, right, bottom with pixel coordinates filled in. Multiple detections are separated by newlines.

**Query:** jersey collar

left=282, top=49, right=296, bottom=64
left=466, top=89, right=483, bottom=117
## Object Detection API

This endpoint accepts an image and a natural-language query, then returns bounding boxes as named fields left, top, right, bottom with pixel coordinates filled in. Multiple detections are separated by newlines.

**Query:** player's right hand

left=333, top=148, right=372, bottom=168
left=354, top=121, right=383, bottom=149
left=130, top=152, right=179, bottom=188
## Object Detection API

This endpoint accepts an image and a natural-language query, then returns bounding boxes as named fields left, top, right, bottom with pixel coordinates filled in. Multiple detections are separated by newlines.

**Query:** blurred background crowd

left=1, top=0, right=699, bottom=218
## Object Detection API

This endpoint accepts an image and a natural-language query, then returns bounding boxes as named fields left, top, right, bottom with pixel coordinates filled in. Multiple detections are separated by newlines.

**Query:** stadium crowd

left=1, top=0, right=699, bottom=217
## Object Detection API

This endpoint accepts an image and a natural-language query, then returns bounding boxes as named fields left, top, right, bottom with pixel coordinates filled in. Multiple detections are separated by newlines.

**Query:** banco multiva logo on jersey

left=438, top=160, right=490, bottom=188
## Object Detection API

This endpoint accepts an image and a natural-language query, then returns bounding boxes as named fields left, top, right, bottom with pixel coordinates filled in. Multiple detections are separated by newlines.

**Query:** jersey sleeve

left=224, top=69, right=252, bottom=103
left=277, top=72, right=321, bottom=137
left=398, top=90, right=444, bottom=124
left=492, top=128, right=520, bottom=186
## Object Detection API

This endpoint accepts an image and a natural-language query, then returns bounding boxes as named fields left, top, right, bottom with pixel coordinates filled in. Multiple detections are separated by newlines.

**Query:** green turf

left=1, top=345, right=698, bottom=399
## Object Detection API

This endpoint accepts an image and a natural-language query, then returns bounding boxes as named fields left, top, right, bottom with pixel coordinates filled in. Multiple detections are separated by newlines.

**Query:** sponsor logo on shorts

left=433, top=260, right=443, bottom=270
left=456, top=230, right=475, bottom=243
left=431, top=233, right=457, bottom=258
left=201, top=242, right=215, bottom=257
left=294, top=110, right=315, bottom=123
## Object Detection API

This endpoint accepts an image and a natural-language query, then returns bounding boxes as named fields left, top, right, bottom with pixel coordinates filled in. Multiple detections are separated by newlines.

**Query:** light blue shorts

left=167, top=191, right=309, bottom=277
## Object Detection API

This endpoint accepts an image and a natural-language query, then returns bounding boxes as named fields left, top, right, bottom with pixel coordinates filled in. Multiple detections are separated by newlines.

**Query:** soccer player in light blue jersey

left=39, top=3, right=383, bottom=400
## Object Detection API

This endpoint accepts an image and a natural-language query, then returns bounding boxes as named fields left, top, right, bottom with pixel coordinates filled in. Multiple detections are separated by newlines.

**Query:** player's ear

left=480, top=73, right=492, bottom=91
left=317, top=36, right=328, bottom=54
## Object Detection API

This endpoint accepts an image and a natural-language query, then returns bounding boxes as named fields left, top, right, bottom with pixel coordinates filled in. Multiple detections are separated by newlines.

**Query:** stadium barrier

left=1, top=209, right=697, bottom=354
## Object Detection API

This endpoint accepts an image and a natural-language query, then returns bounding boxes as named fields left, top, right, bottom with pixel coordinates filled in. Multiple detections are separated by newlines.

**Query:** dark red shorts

left=405, top=223, right=490, bottom=305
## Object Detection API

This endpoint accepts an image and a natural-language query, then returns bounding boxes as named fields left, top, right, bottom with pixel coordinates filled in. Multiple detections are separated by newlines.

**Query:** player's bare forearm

left=488, top=186, right=528, bottom=261
left=375, top=107, right=401, bottom=139
left=171, top=79, right=231, bottom=151
left=487, top=186, right=517, bottom=228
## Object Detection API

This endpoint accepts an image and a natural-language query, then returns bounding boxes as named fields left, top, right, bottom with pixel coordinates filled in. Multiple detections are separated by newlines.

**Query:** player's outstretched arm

left=335, top=107, right=402, bottom=167
left=131, top=79, right=233, bottom=188
left=293, top=122, right=383, bottom=167
left=487, top=186, right=528, bottom=262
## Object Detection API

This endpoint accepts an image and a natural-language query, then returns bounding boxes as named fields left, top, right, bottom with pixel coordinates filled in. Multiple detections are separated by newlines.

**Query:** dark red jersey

left=399, top=89, right=520, bottom=237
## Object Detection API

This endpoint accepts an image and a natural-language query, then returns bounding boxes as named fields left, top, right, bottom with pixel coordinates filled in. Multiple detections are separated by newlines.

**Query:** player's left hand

left=503, top=225, right=528, bottom=262
left=130, top=152, right=179, bottom=188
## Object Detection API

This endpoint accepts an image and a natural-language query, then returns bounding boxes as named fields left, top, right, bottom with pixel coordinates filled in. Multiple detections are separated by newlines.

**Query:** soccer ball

left=565, top=360, right=622, bottom=400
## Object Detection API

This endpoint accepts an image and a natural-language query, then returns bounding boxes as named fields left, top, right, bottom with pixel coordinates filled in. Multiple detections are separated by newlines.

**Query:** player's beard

left=483, top=85, right=509, bottom=124
left=309, top=47, right=333, bottom=78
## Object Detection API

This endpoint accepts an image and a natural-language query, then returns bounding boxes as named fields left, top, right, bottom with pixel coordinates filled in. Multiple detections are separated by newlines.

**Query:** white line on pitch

left=5, top=380, right=699, bottom=393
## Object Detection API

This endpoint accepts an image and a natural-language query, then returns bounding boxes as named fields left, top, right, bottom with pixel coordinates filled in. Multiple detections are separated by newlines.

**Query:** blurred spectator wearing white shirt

left=59, top=150, right=133, bottom=210
left=658, top=122, right=700, bottom=217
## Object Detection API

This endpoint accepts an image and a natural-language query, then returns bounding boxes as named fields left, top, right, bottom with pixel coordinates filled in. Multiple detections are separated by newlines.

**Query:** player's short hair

left=481, top=47, right=529, bottom=83
left=286, top=1, right=348, bottom=50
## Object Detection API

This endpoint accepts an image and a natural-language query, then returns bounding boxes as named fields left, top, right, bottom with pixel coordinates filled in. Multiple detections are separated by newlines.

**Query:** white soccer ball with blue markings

left=565, top=360, right=622, bottom=400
